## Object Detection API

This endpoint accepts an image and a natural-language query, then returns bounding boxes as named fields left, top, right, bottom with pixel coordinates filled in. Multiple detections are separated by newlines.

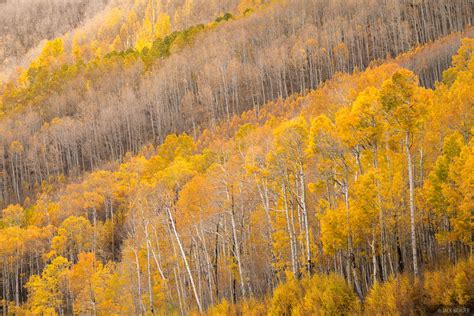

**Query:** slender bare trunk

left=299, top=163, right=312, bottom=274
left=226, top=186, right=246, bottom=299
left=166, top=207, right=203, bottom=313
left=282, top=179, right=298, bottom=275
left=406, top=132, right=419, bottom=277
left=144, top=224, right=155, bottom=314
left=133, top=248, right=145, bottom=314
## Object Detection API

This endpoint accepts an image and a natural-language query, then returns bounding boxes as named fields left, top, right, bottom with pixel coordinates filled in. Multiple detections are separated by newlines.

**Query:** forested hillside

left=0, top=0, right=473, bottom=315
left=0, top=0, right=471, bottom=208
left=0, top=0, right=240, bottom=80
left=0, top=0, right=109, bottom=81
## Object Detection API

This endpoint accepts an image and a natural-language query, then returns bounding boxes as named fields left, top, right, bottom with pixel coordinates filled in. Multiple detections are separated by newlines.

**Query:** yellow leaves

left=240, top=126, right=272, bottom=176
left=268, top=272, right=303, bottom=315
left=307, top=114, right=337, bottom=157
left=141, top=133, right=201, bottom=189
left=269, top=273, right=359, bottom=315
left=155, top=13, right=171, bottom=39
left=273, top=116, right=309, bottom=150
left=98, top=8, right=124, bottom=41
left=424, top=133, right=473, bottom=246
left=1, top=33, right=471, bottom=315
left=235, top=123, right=255, bottom=144
left=350, top=171, right=380, bottom=246
left=48, top=231, right=67, bottom=260
left=189, top=149, right=215, bottom=173
left=83, top=192, right=106, bottom=210
left=0, top=225, right=52, bottom=261
left=159, top=156, right=197, bottom=189
left=69, top=252, right=114, bottom=314
left=442, top=131, right=464, bottom=161
left=380, top=69, right=418, bottom=110
left=0, top=226, right=26, bottom=256
left=72, top=31, right=87, bottom=61
left=379, top=69, right=430, bottom=134
left=42, top=39, right=65, bottom=59
left=135, top=38, right=152, bottom=53
left=443, top=38, right=474, bottom=85
left=1, top=204, right=24, bottom=226
left=207, top=299, right=232, bottom=316
left=366, top=274, right=424, bottom=315
left=337, top=86, right=386, bottom=148
left=319, top=205, right=348, bottom=255
left=142, top=155, right=168, bottom=182
left=158, top=133, right=197, bottom=162
left=69, top=252, right=95, bottom=284
left=127, top=8, right=139, bottom=31
left=29, top=250, right=126, bottom=314
left=36, top=38, right=65, bottom=70
left=17, top=67, right=29, bottom=87
left=111, top=35, right=124, bottom=52
left=447, top=141, right=474, bottom=245
left=9, top=140, right=24, bottom=154
left=150, top=273, right=167, bottom=311
left=43, top=202, right=60, bottom=227
left=135, top=10, right=171, bottom=51
left=271, top=116, right=309, bottom=165
left=89, top=40, right=102, bottom=59
left=297, top=274, right=360, bottom=315
left=423, top=257, right=474, bottom=307
left=26, top=256, right=71, bottom=315
left=51, top=216, right=94, bottom=259
left=436, top=45, right=474, bottom=138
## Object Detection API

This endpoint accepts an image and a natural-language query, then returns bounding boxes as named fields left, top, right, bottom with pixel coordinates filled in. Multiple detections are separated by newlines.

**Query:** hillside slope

left=0, top=0, right=242, bottom=81
left=0, top=0, right=110, bottom=81
left=0, top=0, right=471, bottom=209
left=0, top=34, right=472, bottom=314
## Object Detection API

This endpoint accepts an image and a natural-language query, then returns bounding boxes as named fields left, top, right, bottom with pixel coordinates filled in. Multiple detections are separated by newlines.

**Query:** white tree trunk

left=299, top=163, right=312, bottom=274
left=406, top=132, right=419, bottom=277
left=166, top=207, right=203, bottom=313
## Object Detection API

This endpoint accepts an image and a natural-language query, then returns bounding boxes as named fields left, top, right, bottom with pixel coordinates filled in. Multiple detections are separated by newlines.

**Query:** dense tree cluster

left=0, top=0, right=472, bottom=209
left=0, top=0, right=110, bottom=81
left=0, top=0, right=243, bottom=80
left=0, top=38, right=472, bottom=314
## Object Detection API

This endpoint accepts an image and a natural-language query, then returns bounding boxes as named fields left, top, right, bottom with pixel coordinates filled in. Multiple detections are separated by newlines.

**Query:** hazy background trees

left=0, top=0, right=111, bottom=81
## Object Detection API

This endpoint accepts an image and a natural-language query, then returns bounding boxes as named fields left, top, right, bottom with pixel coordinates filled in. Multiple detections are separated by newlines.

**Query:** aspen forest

left=0, top=0, right=473, bottom=315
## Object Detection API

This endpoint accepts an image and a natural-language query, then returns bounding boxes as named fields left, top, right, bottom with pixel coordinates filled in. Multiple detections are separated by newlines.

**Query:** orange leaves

left=69, top=252, right=116, bottom=314
left=176, top=174, right=220, bottom=230
left=442, top=38, right=474, bottom=86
